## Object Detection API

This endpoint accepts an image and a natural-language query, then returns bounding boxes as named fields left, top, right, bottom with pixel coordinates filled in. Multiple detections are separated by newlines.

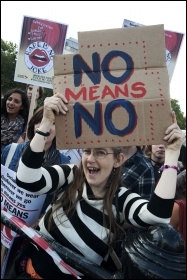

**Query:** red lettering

left=65, top=87, right=87, bottom=101
left=101, top=85, right=115, bottom=99
left=131, top=82, right=147, bottom=98
left=89, top=86, right=100, bottom=100
left=64, top=81, right=147, bottom=102
left=115, top=83, right=129, bottom=98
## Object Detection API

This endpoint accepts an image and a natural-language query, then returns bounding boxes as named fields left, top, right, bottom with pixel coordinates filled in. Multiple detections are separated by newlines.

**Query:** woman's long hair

left=1, top=88, right=30, bottom=125
left=14, top=106, right=61, bottom=171
left=50, top=147, right=125, bottom=248
left=27, top=106, right=61, bottom=165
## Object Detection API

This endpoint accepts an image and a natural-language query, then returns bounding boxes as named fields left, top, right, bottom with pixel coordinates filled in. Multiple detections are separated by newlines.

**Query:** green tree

left=1, top=39, right=25, bottom=95
left=171, top=99, right=186, bottom=129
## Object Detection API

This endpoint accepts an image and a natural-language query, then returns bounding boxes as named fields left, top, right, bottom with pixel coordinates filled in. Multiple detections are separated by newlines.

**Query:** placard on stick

left=53, top=24, right=172, bottom=149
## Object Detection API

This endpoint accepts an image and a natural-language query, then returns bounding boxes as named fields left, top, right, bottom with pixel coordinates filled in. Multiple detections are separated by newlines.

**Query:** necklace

left=150, top=158, right=164, bottom=168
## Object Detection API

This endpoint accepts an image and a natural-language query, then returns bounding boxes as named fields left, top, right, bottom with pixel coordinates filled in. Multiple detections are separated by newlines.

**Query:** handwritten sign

left=1, top=164, right=46, bottom=248
left=53, top=25, right=172, bottom=149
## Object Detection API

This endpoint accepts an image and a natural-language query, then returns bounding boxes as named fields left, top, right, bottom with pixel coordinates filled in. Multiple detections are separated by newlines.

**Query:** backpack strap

left=5, top=143, right=18, bottom=167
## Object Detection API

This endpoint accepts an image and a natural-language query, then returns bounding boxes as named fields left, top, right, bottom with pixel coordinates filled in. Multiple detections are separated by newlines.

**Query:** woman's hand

left=43, top=93, right=68, bottom=123
left=163, top=111, right=185, bottom=152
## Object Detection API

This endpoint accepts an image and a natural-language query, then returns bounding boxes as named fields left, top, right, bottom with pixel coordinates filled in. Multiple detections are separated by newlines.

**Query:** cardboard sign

left=14, top=16, right=68, bottom=88
left=53, top=24, right=172, bottom=149
left=122, top=19, right=184, bottom=82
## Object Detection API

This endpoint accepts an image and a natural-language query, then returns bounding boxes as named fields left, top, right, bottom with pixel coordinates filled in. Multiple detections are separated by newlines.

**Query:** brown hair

left=26, top=84, right=44, bottom=100
left=144, top=145, right=152, bottom=157
left=49, top=147, right=125, bottom=248
left=27, top=106, right=44, bottom=140
left=175, top=169, right=186, bottom=200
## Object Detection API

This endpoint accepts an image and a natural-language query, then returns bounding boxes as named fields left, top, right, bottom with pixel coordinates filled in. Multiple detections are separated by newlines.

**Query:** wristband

left=35, top=129, right=50, bottom=137
left=159, top=165, right=179, bottom=173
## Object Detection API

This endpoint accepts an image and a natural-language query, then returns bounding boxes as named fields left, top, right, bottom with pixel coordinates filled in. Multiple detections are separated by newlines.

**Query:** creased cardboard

left=53, top=24, right=172, bottom=150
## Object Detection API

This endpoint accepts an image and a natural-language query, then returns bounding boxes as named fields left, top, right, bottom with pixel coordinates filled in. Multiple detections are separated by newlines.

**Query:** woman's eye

left=83, top=149, right=91, bottom=154
left=96, top=150, right=106, bottom=157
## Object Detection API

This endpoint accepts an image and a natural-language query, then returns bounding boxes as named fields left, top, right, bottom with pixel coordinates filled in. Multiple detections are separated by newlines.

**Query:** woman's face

left=34, top=122, right=56, bottom=144
left=27, top=85, right=39, bottom=102
left=151, top=144, right=165, bottom=161
left=6, top=93, right=23, bottom=116
left=82, top=148, right=124, bottom=193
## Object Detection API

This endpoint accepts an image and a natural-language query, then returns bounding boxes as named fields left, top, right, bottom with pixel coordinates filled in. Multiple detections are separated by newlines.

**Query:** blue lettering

left=74, top=101, right=102, bottom=138
left=73, top=51, right=134, bottom=87
left=105, top=99, right=137, bottom=136
left=73, top=99, right=137, bottom=138
left=101, top=50, right=134, bottom=84
left=73, top=53, right=101, bottom=86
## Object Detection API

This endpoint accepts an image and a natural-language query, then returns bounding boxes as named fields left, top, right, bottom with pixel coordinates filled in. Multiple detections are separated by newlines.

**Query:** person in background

left=170, top=169, right=186, bottom=243
left=1, top=105, right=70, bottom=216
left=26, top=84, right=44, bottom=111
left=146, top=143, right=184, bottom=186
left=121, top=146, right=155, bottom=200
left=145, top=144, right=165, bottom=186
left=1, top=88, right=29, bottom=153
left=9, top=93, right=185, bottom=279
left=178, top=143, right=186, bottom=172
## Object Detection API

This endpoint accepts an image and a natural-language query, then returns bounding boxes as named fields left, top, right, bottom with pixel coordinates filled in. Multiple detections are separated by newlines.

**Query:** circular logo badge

left=25, top=41, right=54, bottom=74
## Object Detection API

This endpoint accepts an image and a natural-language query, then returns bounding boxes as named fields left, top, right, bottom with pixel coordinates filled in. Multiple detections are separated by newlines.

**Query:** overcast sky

left=1, top=1, right=186, bottom=115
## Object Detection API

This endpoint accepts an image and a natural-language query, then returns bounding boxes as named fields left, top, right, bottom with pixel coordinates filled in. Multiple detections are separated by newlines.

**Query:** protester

left=145, top=144, right=165, bottom=186
left=1, top=105, right=70, bottom=216
left=1, top=106, right=70, bottom=279
left=10, top=93, right=185, bottom=279
left=1, top=88, right=29, bottom=153
left=26, top=84, right=44, bottom=110
left=170, top=169, right=186, bottom=243
left=121, top=146, right=155, bottom=200
left=178, top=144, right=186, bottom=172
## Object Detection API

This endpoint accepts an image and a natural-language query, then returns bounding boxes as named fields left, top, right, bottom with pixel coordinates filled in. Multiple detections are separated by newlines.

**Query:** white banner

left=1, top=164, right=46, bottom=248
left=60, top=149, right=82, bottom=166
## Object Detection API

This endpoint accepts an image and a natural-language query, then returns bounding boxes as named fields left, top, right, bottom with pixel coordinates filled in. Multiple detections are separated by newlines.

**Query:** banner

left=60, top=149, right=82, bottom=166
left=53, top=24, right=172, bottom=149
left=122, top=19, right=184, bottom=82
left=14, top=16, right=68, bottom=88
left=1, top=164, right=46, bottom=248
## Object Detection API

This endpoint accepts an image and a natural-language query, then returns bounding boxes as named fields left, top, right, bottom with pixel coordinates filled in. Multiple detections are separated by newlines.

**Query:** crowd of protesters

left=1, top=86, right=186, bottom=279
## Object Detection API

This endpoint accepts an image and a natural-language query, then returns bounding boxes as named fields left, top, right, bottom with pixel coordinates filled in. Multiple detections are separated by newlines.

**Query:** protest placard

left=14, top=16, right=68, bottom=88
left=60, top=149, right=82, bottom=166
left=1, top=164, right=46, bottom=248
left=53, top=24, right=172, bottom=149
left=122, top=19, right=184, bottom=82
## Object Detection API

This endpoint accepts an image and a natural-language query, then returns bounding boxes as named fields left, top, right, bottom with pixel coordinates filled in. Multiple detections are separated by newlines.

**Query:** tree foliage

left=171, top=99, right=186, bottom=129
left=1, top=39, right=24, bottom=94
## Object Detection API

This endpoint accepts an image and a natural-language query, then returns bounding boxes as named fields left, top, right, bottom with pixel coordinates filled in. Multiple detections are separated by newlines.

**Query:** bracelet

left=35, top=129, right=50, bottom=137
left=159, top=165, right=179, bottom=173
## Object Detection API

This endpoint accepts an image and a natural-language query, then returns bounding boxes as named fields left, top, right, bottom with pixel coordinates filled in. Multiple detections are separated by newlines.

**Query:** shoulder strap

left=5, top=143, right=18, bottom=167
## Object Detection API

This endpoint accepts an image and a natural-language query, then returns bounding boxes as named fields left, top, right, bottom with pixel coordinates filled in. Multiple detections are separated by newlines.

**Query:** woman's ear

left=113, top=152, right=125, bottom=168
